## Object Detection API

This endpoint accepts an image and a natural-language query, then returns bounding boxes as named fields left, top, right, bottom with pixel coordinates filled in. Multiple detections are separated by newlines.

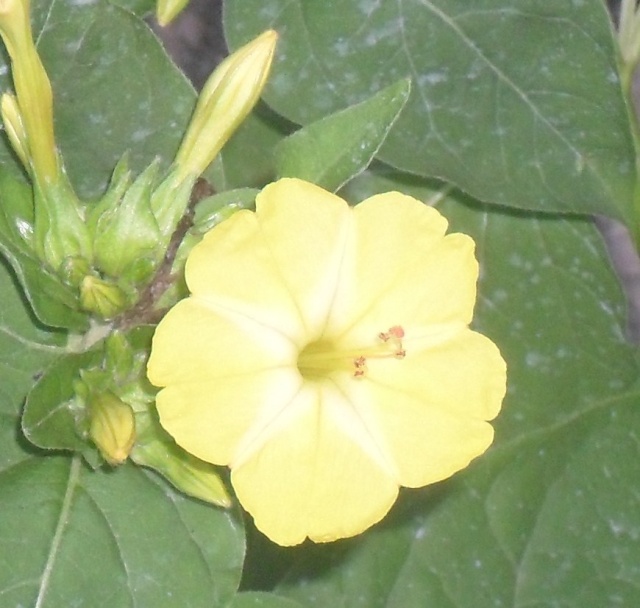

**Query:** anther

left=352, top=326, right=407, bottom=377
left=353, top=356, right=367, bottom=378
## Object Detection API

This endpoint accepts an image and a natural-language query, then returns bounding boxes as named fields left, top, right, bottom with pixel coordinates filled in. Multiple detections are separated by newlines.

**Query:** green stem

left=34, top=455, right=82, bottom=608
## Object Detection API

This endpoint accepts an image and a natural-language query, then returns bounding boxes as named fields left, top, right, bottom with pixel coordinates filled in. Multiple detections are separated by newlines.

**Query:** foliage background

left=1, top=0, right=640, bottom=606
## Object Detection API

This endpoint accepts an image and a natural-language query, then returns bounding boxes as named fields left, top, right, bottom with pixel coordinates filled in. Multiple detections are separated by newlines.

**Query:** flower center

left=297, top=326, right=406, bottom=380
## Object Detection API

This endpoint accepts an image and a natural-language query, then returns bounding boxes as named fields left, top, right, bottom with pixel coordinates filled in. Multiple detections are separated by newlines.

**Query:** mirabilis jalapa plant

left=10, top=0, right=640, bottom=604
left=0, top=0, right=506, bottom=547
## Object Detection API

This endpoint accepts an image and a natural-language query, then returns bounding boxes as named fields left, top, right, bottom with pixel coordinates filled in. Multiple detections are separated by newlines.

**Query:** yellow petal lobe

left=230, top=382, right=399, bottom=545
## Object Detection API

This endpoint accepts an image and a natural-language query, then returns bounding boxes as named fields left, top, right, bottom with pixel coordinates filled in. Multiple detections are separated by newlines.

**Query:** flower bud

left=91, top=160, right=163, bottom=284
left=80, top=275, right=128, bottom=319
left=32, top=178, right=92, bottom=273
left=171, top=30, right=278, bottom=184
left=88, top=391, right=136, bottom=466
left=131, top=413, right=231, bottom=507
left=0, top=0, right=58, bottom=182
left=619, top=0, right=640, bottom=89
left=1, top=92, right=28, bottom=168
left=155, top=0, right=189, bottom=27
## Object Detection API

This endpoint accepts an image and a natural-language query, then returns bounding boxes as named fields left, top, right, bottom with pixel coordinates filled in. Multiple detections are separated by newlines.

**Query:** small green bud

left=80, top=275, right=128, bottom=319
left=88, top=391, right=136, bottom=466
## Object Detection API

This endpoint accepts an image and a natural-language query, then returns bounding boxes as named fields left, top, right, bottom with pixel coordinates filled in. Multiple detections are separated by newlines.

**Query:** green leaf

left=224, top=0, right=637, bottom=223
left=0, top=455, right=245, bottom=607
left=248, top=170, right=640, bottom=606
left=0, top=260, right=65, bottom=470
left=110, top=0, right=155, bottom=15
left=22, top=350, right=103, bottom=453
left=275, top=79, right=411, bottom=191
left=228, top=591, right=306, bottom=608
left=193, top=188, right=260, bottom=234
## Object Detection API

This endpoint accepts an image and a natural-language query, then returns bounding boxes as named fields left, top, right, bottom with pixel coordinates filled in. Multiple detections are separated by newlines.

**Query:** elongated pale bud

left=0, top=0, right=91, bottom=274
left=620, top=0, right=640, bottom=65
left=88, top=392, right=136, bottom=466
left=155, top=0, right=189, bottom=27
left=0, top=0, right=58, bottom=182
left=172, top=30, right=278, bottom=184
left=1, top=92, right=28, bottom=167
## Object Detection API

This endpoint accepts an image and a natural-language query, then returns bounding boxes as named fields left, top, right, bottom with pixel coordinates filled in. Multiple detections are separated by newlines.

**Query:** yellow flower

left=147, top=178, right=507, bottom=546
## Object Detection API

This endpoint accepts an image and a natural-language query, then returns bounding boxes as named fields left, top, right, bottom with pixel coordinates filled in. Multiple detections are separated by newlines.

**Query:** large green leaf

left=0, top=258, right=66, bottom=473
left=224, top=0, right=637, bottom=224
left=246, top=170, right=640, bottom=606
left=0, top=456, right=245, bottom=607
left=228, top=591, right=306, bottom=608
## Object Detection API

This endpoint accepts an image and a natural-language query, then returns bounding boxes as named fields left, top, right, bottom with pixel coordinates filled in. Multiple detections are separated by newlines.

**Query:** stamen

left=298, top=327, right=407, bottom=380
left=353, top=325, right=406, bottom=378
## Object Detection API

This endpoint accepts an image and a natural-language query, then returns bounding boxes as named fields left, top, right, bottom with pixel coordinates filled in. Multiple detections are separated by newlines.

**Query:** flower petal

left=185, top=208, right=305, bottom=340
left=254, top=178, right=352, bottom=337
left=325, top=193, right=478, bottom=342
left=147, top=297, right=295, bottom=387
left=341, top=379, right=496, bottom=488
left=231, top=381, right=399, bottom=545
left=368, top=328, right=507, bottom=421
left=155, top=368, right=301, bottom=465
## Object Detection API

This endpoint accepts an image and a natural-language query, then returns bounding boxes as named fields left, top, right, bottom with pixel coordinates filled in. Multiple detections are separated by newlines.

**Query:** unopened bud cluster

left=0, top=0, right=277, bottom=321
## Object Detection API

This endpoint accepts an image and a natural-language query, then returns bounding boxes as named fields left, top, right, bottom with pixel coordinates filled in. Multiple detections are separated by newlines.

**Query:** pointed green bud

left=155, top=0, right=189, bottom=27
left=88, top=391, right=136, bottom=466
left=92, top=161, right=163, bottom=284
left=131, top=420, right=231, bottom=507
left=32, top=178, right=92, bottom=272
left=80, top=275, right=128, bottom=319
left=86, top=154, right=132, bottom=236
left=172, top=30, right=278, bottom=184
